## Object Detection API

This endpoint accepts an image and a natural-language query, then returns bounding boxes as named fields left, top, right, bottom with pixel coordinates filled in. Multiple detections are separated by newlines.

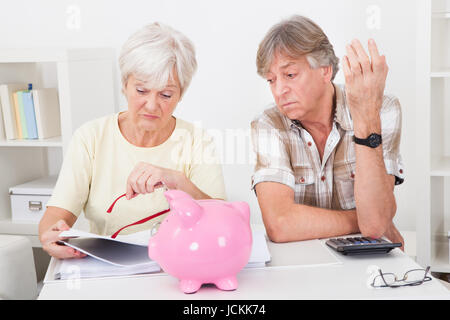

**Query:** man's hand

left=342, top=39, right=388, bottom=136
left=383, top=222, right=404, bottom=252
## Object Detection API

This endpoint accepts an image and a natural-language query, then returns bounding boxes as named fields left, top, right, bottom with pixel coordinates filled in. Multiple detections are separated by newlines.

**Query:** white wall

left=0, top=0, right=419, bottom=230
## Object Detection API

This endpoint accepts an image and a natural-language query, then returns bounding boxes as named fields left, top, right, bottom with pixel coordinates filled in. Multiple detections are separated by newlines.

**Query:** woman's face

left=123, top=73, right=181, bottom=132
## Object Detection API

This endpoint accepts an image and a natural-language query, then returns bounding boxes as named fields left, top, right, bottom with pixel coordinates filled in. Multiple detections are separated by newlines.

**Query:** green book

left=17, top=91, right=28, bottom=139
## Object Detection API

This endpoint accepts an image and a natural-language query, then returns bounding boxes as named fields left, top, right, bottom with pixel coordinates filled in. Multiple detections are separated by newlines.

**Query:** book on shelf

left=0, top=97, right=4, bottom=139
left=17, top=91, right=29, bottom=139
left=12, top=92, right=23, bottom=139
left=0, top=83, right=28, bottom=140
left=21, top=91, right=38, bottom=139
left=33, top=88, right=61, bottom=139
left=0, top=84, right=61, bottom=141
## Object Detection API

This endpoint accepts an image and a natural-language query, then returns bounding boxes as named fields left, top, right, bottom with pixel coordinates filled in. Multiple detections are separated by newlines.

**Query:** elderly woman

left=39, top=22, right=226, bottom=259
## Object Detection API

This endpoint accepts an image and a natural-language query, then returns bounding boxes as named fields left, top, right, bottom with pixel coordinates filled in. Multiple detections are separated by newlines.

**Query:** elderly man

left=251, top=15, right=405, bottom=249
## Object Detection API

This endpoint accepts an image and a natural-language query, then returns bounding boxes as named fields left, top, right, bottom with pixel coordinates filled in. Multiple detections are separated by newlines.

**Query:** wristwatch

left=353, top=133, right=382, bottom=148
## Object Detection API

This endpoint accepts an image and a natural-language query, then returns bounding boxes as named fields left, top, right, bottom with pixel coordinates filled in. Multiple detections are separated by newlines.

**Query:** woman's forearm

left=38, top=206, right=77, bottom=241
left=176, top=173, right=213, bottom=200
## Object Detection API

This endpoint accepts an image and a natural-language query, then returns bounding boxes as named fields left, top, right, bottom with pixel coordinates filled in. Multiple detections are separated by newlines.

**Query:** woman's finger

left=126, top=179, right=134, bottom=200
left=41, top=220, right=71, bottom=245
left=146, top=174, right=162, bottom=194
left=127, top=169, right=145, bottom=199
left=44, top=241, right=86, bottom=259
left=136, top=171, right=152, bottom=194
left=52, top=219, right=70, bottom=232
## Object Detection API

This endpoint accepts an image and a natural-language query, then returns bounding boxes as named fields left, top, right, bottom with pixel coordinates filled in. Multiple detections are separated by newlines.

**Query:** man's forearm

left=267, top=203, right=360, bottom=242
left=343, top=38, right=396, bottom=239
left=353, top=119, right=396, bottom=238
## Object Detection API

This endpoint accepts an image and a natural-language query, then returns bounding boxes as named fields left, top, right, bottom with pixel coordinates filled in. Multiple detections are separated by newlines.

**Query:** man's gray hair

left=257, top=15, right=339, bottom=80
left=119, top=22, right=197, bottom=97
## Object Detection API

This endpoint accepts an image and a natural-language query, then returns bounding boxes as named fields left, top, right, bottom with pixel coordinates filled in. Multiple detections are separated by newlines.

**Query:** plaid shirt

left=251, top=83, right=404, bottom=210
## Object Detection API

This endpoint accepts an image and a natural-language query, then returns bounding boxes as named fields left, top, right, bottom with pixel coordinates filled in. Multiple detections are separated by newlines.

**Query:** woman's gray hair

left=119, top=22, right=197, bottom=97
left=257, top=15, right=339, bottom=80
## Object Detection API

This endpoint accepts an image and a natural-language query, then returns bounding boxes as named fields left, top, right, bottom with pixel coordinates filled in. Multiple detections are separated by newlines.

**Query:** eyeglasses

left=107, top=182, right=168, bottom=213
left=106, top=183, right=170, bottom=239
left=371, top=266, right=432, bottom=288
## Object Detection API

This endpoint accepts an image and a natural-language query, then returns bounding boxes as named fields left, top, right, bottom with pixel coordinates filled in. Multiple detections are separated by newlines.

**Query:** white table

left=38, top=234, right=450, bottom=300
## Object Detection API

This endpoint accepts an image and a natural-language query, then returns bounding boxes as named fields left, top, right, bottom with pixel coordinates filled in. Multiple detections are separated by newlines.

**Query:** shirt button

left=350, top=172, right=355, bottom=179
left=307, top=141, right=312, bottom=147
left=399, top=169, right=403, bottom=174
left=300, top=177, right=305, bottom=183
left=321, top=176, right=325, bottom=181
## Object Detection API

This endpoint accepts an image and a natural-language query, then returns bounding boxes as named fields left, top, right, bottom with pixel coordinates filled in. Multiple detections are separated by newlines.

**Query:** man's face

left=265, top=53, right=328, bottom=121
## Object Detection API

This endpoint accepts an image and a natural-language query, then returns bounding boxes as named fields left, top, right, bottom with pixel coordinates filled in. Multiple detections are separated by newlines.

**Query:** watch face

left=368, top=134, right=381, bottom=147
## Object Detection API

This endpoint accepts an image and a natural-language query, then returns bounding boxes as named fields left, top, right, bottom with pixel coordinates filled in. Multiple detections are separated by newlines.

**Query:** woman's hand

left=126, top=162, right=187, bottom=200
left=40, top=220, right=87, bottom=259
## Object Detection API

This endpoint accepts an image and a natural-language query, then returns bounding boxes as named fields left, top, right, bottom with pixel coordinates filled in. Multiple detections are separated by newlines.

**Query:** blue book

left=16, top=91, right=28, bottom=139
left=21, top=91, right=38, bottom=139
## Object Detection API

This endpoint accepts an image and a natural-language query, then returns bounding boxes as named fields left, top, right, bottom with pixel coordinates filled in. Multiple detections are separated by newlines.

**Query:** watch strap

left=353, top=133, right=382, bottom=148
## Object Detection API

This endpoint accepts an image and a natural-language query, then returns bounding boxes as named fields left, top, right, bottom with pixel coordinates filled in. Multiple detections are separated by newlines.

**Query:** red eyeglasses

left=106, top=185, right=170, bottom=238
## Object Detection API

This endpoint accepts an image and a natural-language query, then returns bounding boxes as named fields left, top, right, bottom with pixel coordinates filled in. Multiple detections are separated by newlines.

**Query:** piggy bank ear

left=170, top=198, right=204, bottom=229
left=230, top=201, right=250, bottom=224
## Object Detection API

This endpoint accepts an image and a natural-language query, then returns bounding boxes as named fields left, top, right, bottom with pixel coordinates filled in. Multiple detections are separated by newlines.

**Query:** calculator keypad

left=331, top=237, right=382, bottom=245
left=325, top=236, right=401, bottom=255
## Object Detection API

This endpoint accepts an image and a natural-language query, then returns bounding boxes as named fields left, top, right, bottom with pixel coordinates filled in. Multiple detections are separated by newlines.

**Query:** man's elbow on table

left=264, top=214, right=290, bottom=243
left=359, top=223, right=386, bottom=240
left=358, top=204, right=397, bottom=239
left=256, top=183, right=291, bottom=243
left=263, top=207, right=313, bottom=243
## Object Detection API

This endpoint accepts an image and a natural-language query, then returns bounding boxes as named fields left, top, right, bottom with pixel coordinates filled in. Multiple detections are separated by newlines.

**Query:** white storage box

left=9, top=176, right=57, bottom=223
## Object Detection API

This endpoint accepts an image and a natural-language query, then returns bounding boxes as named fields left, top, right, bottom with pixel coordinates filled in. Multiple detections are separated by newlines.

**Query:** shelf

left=430, top=157, right=450, bottom=176
left=0, top=48, right=114, bottom=63
left=0, top=47, right=116, bottom=251
left=0, top=218, right=39, bottom=236
left=432, top=12, right=450, bottom=19
left=431, top=239, right=450, bottom=273
left=431, top=69, right=450, bottom=77
left=0, top=136, right=63, bottom=147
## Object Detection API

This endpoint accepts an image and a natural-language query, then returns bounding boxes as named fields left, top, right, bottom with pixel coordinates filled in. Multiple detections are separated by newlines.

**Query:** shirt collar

left=333, top=83, right=353, bottom=131
left=289, top=83, right=353, bottom=132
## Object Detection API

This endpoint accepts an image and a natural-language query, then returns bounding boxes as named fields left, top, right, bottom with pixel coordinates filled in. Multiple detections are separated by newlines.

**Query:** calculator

left=325, top=237, right=402, bottom=255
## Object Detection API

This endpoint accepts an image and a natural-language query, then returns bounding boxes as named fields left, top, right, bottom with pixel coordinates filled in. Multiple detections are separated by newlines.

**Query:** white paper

left=60, top=228, right=151, bottom=246
left=266, top=239, right=342, bottom=268
left=55, top=256, right=160, bottom=280
left=245, top=231, right=271, bottom=268
left=61, top=238, right=154, bottom=267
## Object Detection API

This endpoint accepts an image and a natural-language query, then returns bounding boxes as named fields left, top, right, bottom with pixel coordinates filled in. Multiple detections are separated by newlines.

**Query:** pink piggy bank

left=148, top=190, right=252, bottom=294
